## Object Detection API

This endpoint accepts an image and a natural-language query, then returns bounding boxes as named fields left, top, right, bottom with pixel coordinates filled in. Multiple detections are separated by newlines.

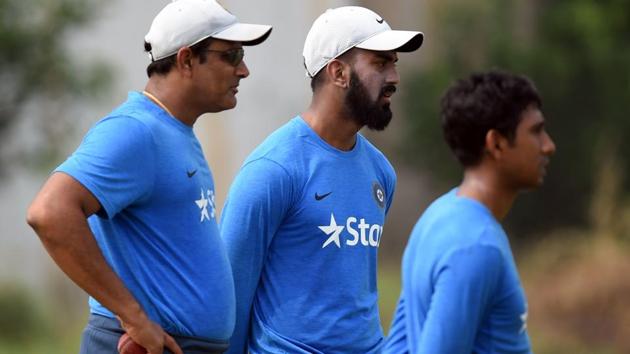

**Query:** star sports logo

left=318, top=213, right=383, bottom=248
left=195, top=188, right=216, bottom=222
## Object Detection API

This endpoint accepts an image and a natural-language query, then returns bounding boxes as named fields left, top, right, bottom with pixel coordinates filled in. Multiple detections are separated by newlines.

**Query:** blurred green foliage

left=0, top=284, right=83, bottom=353
left=0, top=285, right=45, bottom=343
left=400, top=0, right=630, bottom=237
left=0, top=0, right=111, bottom=175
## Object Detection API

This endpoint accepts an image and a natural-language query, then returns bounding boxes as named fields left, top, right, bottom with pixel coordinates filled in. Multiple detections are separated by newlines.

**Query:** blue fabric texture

left=221, top=116, right=396, bottom=353
left=57, top=92, right=235, bottom=341
left=385, top=189, right=531, bottom=354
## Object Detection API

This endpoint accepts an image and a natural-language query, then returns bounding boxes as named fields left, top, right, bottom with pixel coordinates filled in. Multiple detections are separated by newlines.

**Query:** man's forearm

left=33, top=213, right=146, bottom=324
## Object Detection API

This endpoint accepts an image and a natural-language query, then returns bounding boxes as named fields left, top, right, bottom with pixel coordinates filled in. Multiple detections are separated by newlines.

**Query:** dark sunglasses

left=206, top=47, right=244, bottom=66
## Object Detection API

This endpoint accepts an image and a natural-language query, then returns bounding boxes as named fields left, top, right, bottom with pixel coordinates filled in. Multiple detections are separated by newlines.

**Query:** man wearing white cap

left=26, top=1, right=271, bottom=353
left=221, top=6, right=423, bottom=353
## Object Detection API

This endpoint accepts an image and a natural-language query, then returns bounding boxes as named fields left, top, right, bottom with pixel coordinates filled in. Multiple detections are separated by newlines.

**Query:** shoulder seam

left=242, top=156, right=292, bottom=180
left=100, top=114, right=158, bottom=198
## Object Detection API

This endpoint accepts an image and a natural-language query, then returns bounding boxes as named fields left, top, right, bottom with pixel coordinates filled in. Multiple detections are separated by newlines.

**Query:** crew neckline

left=450, top=187, right=496, bottom=220
left=294, top=115, right=363, bottom=158
left=131, top=91, right=193, bottom=134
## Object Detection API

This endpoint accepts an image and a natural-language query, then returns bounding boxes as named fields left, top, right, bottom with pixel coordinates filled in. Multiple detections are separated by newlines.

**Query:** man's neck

left=458, top=167, right=518, bottom=221
left=144, top=78, right=198, bottom=126
left=301, top=96, right=361, bottom=151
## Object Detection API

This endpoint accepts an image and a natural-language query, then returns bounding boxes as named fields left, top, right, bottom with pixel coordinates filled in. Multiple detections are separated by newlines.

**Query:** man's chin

left=222, top=97, right=238, bottom=111
left=206, top=99, right=237, bottom=114
left=366, top=118, right=391, bottom=131
left=366, top=110, right=392, bottom=131
left=519, top=178, right=544, bottom=192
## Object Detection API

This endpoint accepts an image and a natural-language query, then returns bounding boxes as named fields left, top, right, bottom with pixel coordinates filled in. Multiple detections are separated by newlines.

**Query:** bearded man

left=220, top=6, right=423, bottom=354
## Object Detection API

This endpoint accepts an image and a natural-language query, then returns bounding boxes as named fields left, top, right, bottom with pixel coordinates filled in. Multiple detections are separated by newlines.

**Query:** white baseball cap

left=303, top=6, right=424, bottom=77
left=145, top=0, right=272, bottom=61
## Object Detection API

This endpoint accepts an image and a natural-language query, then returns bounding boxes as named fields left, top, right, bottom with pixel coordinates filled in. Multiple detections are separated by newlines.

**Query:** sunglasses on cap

left=206, top=47, right=245, bottom=67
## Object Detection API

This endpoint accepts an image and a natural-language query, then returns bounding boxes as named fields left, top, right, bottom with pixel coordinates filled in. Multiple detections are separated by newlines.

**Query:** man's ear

left=325, top=59, right=350, bottom=89
left=485, top=129, right=510, bottom=160
left=175, top=47, right=194, bottom=77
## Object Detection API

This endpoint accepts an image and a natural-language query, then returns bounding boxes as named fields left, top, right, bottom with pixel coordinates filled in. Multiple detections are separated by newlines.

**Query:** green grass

left=0, top=340, right=80, bottom=354
left=378, top=263, right=402, bottom=335
left=0, top=284, right=84, bottom=354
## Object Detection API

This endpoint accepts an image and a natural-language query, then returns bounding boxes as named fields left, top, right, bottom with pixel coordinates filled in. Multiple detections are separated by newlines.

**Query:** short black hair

left=440, top=70, right=542, bottom=167
left=309, top=49, right=359, bottom=93
left=144, top=37, right=213, bottom=77
left=309, top=70, right=325, bottom=92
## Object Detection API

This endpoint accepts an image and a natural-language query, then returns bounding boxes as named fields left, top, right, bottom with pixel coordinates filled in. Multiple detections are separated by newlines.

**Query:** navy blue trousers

left=79, top=314, right=229, bottom=354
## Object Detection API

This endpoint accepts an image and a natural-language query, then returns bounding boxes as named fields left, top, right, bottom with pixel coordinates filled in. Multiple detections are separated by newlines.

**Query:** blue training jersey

left=56, top=92, right=235, bottom=340
left=221, top=116, right=396, bottom=353
left=385, top=188, right=531, bottom=354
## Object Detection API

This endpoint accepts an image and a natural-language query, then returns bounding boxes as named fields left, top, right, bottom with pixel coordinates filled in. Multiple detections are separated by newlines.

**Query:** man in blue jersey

left=26, top=1, right=271, bottom=353
left=220, top=6, right=423, bottom=354
left=385, top=71, right=556, bottom=354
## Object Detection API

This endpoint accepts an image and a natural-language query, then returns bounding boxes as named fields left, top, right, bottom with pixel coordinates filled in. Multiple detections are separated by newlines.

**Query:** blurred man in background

left=26, top=0, right=271, bottom=353
left=386, top=70, right=556, bottom=354
left=221, top=6, right=423, bottom=353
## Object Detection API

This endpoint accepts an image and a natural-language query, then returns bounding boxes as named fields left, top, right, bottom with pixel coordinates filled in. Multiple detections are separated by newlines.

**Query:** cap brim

left=356, top=30, right=424, bottom=52
left=212, top=23, right=273, bottom=46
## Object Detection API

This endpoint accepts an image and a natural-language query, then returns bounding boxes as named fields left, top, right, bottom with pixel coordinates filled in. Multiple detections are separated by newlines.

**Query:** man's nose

left=236, top=60, right=249, bottom=78
left=543, top=131, right=556, bottom=156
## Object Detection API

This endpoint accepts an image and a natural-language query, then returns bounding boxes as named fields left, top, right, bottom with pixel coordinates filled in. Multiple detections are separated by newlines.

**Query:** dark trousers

left=79, top=314, right=229, bottom=354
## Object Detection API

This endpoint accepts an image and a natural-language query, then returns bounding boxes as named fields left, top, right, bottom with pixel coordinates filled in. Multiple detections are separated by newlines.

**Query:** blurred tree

left=400, top=0, right=630, bottom=237
left=0, top=285, right=47, bottom=343
left=0, top=0, right=111, bottom=176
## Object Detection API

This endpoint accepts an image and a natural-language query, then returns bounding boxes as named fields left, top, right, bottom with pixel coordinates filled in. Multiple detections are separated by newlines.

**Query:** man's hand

left=119, top=316, right=183, bottom=354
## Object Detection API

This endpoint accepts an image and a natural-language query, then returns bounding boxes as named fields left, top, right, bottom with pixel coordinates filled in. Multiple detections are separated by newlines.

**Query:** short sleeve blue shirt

left=56, top=92, right=235, bottom=340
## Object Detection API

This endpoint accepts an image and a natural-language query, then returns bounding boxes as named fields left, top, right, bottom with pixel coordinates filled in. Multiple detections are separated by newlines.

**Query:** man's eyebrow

left=531, top=120, right=545, bottom=131
left=375, top=52, right=398, bottom=62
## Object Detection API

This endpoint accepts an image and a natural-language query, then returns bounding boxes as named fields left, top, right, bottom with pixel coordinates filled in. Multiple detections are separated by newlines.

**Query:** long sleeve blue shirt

left=385, top=189, right=531, bottom=354
left=221, top=117, right=396, bottom=353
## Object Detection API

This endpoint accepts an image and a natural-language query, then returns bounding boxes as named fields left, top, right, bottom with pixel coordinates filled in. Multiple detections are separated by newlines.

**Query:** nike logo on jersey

left=187, top=169, right=197, bottom=178
left=376, top=17, right=384, bottom=24
left=315, top=191, right=332, bottom=201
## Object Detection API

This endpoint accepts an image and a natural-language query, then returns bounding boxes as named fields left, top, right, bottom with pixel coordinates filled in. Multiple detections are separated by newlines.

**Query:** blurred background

left=1, top=0, right=628, bottom=353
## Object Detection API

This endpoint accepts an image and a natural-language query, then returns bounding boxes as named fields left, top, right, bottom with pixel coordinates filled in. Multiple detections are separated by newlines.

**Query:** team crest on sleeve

left=372, top=181, right=385, bottom=209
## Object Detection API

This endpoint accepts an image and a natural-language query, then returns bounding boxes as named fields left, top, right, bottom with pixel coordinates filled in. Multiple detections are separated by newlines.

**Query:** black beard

left=344, top=71, right=395, bottom=131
